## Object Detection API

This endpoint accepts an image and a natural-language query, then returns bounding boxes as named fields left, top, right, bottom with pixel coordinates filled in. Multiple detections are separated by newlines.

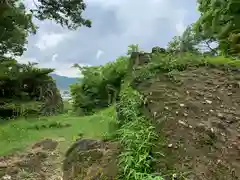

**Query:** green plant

left=70, top=56, right=128, bottom=115
left=116, top=81, right=163, bottom=180
left=0, top=58, right=63, bottom=119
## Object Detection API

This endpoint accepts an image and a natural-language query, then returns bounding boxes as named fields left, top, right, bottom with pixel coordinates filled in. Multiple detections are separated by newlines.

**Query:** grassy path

left=0, top=106, right=116, bottom=156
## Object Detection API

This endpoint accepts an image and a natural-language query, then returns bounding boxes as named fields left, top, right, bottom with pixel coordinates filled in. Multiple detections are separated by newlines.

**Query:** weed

left=116, top=82, right=163, bottom=180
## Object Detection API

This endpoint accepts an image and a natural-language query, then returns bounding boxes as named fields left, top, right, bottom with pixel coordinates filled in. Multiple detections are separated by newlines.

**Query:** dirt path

left=0, top=138, right=120, bottom=180
left=0, top=139, right=63, bottom=180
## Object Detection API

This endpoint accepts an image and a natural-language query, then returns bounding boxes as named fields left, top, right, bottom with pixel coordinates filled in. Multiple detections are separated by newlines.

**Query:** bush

left=0, top=57, right=63, bottom=118
left=70, top=56, right=129, bottom=115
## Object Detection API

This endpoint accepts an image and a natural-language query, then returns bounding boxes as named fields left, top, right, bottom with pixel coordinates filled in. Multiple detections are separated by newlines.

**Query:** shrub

left=0, top=57, right=63, bottom=118
left=70, top=56, right=128, bottom=115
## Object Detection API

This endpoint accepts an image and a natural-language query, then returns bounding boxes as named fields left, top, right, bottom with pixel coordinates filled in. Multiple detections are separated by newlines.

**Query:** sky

left=20, top=0, right=200, bottom=77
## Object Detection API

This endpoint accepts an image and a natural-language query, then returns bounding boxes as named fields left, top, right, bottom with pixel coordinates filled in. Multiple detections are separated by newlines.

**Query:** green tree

left=127, top=44, right=140, bottom=55
left=194, top=0, right=240, bottom=56
left=167, top=25, right=199, bottom=53
left=167, top=36, right=181, bottom=53
left=0, top=1, right=36, bottom=56
left=0, top=0, right=91, bottom=57
left=31, top=0, right=91, bottom=30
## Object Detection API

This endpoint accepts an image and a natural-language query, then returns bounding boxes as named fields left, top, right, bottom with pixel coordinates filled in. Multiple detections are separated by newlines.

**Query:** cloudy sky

left=20, top=0, right=199, bottom=77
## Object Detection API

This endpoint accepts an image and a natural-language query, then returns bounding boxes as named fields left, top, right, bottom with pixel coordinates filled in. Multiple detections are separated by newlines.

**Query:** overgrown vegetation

left=116, top=81, right=162, bottom=180
left=0, top=58, right=63, bottom=118
left=0, top=0, right=92, bottom=118
left=70, top=56, right=128, bottom=115
left=1, top=0, right=240, bottom=179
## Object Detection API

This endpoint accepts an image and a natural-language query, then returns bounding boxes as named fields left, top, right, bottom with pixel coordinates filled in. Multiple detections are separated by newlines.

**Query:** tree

left=167, top=25, right=199, bottom=54
left=31, top=0, right=91, bottom=30
left=167, top=36, right=182, bottom=53
left=127, top=44, right=140, bottom=55
left=0, top=56, right=63, bottom=118
left=0, top=0, right=92, bottom=118
left=194, top=0, right=240, bottom=56
left=0, top=1, right=36, bottom=56
left=0, top=0, right=91, bottom=57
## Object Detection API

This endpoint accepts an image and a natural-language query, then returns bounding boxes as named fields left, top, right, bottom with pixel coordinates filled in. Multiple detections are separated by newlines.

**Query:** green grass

left=134, top=53, right=240, bottom=83
left=117, top=81, right=163, bottom=180
left=0, top=106, right=116, bottom=156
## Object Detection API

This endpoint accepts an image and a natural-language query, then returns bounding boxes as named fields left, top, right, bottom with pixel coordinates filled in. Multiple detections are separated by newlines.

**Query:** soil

left=62, top=139, right=120, bottom=180
left=0, top=139, right=62, bottom=180
left=0, top=138, right=120, bottom=180
left=137, top=67, right=240, bottom=180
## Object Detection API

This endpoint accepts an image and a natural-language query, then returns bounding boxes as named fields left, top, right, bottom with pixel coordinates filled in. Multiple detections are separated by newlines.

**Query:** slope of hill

left=116, top=52, right=240, bottom=180
left=50, top=74, right=80, bottom=90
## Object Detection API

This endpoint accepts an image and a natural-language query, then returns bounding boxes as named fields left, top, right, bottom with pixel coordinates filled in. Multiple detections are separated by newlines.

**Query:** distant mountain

left=50, top=73, right=80, bottom=90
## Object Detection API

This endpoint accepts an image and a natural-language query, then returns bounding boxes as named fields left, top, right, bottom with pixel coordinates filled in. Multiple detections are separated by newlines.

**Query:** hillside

left=0, top=51, right=240, bottom=180
left=115, top=52, right=240, bottom=180
left=50, top=74, right=80, bottom=90
left=137, top=66, right=240, bottom=179
left=2, top=0, right=240, bottom=180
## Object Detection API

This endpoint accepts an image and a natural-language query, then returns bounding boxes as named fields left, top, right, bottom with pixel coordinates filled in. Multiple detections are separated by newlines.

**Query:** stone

left=62, top=139, right=119, bottom=180
left=2, top=175, right=11, bottom=180
left=168, top=144, right=173, bottom=148
left=178, top=120, right=188, bottom=127
left=206, top=100, right=212, bottom=104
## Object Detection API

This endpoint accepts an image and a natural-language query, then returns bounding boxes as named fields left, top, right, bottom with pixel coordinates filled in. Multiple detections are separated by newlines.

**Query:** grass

left=133, top=53, right=240, bottom=84
left=117, top=80, right=163, bottom=180
left=0, top=106, right=116, bottom=156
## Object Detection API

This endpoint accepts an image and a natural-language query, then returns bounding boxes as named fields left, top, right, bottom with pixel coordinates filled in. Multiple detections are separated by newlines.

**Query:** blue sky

left=19, top=0, right=199, bottom=77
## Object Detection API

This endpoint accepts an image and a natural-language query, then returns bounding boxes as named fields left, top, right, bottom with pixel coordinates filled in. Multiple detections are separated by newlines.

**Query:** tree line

left=0, top=0, right=91, bottom=118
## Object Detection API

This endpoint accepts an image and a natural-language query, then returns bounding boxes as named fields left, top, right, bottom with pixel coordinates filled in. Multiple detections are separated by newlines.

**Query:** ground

left=137, top=67, right=240, bottom=180
left=1, top=65, right=240, bottom=180
left=0, top=107, right=119, bottom=180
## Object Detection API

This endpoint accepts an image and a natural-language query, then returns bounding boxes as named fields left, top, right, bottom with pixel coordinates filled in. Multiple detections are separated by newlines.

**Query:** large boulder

left=62, top=139, right=120, bottom=180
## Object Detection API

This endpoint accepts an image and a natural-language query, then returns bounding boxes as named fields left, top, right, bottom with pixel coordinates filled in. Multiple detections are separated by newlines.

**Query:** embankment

left=117, top=52, right=240, bottom=180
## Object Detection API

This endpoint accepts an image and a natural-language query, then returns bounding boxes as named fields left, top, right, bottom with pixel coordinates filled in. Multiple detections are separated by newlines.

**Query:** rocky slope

left=137, top=65, right=240, bottom=179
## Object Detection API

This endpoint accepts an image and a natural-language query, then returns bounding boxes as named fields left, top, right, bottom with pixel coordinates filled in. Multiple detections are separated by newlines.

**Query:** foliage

left=0, top=1, right=36, bottom=56
left=127, top=44, right=140, bottom=55
left=167, top=25, right=200, bottom=54
left=0, top=57, right=63, bottom=118
left=195, top=0, right=240, bottom=56
left=70, top=56, right=128, bottom=115
left=0, top=0, right=91, bottom=57
left=133, top=52, right=240, bottom=85
left=31, top=0, right=91, bottom=30
left=0, top=0, right=89, bottom=119
left=116, top=78, right=162, bottom=180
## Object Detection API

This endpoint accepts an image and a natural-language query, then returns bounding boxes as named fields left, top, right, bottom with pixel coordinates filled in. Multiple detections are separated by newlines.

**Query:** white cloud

left=15, top=56, right=38, bottom=64
left=96, top=50, right=104, bottom=59
left=175, top=9, right=187, bottom=35
left=16, top=55, right=83, bottom=77
left=39, top=54, right=88, bottom=77
left=35, top=32, right=70, bottom=51
left=24, top=0, right=40, bottom=9
left=52, top=54, right=58, bottom=62
left=51, top=62, right=92, bottom=77
left=54, top=64, right=83, bottom=77
left=176, top=21, right=186, bottom=35
left=23, top=0, right=199, bottom=73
